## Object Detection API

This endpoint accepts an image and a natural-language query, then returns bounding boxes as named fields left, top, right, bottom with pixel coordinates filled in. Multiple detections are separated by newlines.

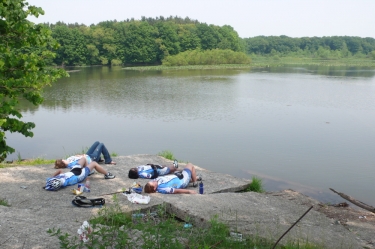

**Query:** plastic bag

left=123, top=192, right=150, bottom=204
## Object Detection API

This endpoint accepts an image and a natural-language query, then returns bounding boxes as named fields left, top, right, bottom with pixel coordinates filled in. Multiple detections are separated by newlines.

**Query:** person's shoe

left=98, top=158, right=104, bottom=163
left=191, top=182, right=198, bottom=188
left=104, top=172, right=115, bottom=179
left=196, top=175, right=202, bottom=181
left=88, top=169, right=96, bottom=176
left=173, top=159, right=178, bottom=169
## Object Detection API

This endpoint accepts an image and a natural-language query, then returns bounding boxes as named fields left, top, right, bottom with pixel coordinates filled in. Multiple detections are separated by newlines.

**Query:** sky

left=27, top=0, right=375, bottom=39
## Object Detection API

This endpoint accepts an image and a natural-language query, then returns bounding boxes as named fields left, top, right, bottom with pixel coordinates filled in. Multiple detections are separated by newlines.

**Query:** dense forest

left=45, top=16, right=375, bottom=66
left=48, top=16, right=244, bottom=66
left=244, top=35, right=375, bottom=59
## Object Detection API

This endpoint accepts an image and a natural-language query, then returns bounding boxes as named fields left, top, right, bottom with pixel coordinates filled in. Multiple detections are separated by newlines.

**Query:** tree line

left=46, top=17, right=375, bottom=66
left=47, top=17, right=245, bottom=66
left=244, top=35, right=375, bottom=59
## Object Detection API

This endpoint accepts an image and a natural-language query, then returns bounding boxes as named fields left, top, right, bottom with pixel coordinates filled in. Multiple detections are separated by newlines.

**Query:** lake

left=7, top=65, right=375, bottom=206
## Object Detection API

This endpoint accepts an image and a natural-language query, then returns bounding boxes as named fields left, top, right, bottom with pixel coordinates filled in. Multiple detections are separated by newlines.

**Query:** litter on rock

left=183, top=223, right=192, bottom=228
left=123, top=192, right=150, bottom=204
left=229, top=232, right=245, bottom=242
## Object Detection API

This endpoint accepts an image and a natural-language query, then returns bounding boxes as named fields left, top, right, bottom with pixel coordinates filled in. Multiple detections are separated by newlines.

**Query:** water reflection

left=21, top=67, right=243, bottom=122
left=253, top=65, right=375, bottom=78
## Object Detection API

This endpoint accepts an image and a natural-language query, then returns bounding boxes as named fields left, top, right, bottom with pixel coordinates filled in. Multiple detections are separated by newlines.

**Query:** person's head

left=144, top=181, right=157, bottom=193
left=44, top=178, right=62, bottom=191
left=128, top=168, right=139, bottom=179
left=54, top=159, right=67, bottom=169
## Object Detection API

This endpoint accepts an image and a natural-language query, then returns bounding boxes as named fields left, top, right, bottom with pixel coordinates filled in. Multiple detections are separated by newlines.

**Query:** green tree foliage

left=116, top=21, right=159, bottom=64
left=177, top=24, right=201, bottom=52
left=162, top=49, right=251, bottom=66
left=244, top=35, right=375, bottom=58
left=42, top=17, right=375, bottom=65
left=45, top=17, right=244, bottom=66
left=52, top=25, right=88, bottom=66
left=154, top=21, right=180, bottom=60
left=196, top=23, right=221, bottom=50
left=0, top=0, right=68, bottom=161
left=84, top=25, right=118, bottom=65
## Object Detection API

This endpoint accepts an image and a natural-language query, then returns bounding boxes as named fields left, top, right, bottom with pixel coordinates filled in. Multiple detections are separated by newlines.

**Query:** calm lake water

left=7, top=65, right=375, bottom=206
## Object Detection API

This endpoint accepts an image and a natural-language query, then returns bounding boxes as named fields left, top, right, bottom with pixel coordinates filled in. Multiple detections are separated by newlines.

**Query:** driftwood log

left=329, top=188, right=375, bottom=213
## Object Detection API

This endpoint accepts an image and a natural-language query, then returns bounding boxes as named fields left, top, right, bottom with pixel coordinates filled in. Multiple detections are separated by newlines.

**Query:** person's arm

left=52, top=169, right=63, bottom=177
left=173, top=189, right=197, bottom=194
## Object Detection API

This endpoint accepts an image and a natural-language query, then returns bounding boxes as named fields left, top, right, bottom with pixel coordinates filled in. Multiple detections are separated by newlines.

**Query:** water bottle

left=85, top=177, right=91, bottom=192
left=132, top=213, right=145, bottom=218
left=199, top=181, right=204, bottom=194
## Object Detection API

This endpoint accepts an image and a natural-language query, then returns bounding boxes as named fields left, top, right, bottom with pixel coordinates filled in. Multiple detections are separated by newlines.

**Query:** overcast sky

left=27, top=0, right=375, bottom=38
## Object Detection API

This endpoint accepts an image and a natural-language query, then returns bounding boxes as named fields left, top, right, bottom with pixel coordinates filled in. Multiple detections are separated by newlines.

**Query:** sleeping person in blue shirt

left=128, top=160, right=179, bottom=179
left=44, top=158, right=115, bottom=191
left=144, top=163, right=202, bottom=194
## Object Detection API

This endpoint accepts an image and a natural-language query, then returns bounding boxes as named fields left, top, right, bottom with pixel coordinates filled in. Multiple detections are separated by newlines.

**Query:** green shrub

left=158, top=150, right=174, bottom=160
left=245, top=176, right=265, bottom=193
left=0, top=198, right=9, bottom=206
left=162, top=49, right=251, bottom=66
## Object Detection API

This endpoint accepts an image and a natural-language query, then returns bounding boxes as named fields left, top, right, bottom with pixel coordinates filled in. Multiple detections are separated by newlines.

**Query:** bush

left=162, top=49, right=251, bottom=66
left=158, top=150, right=174, bottom=160
left=245, top=176, right=264, bottom=193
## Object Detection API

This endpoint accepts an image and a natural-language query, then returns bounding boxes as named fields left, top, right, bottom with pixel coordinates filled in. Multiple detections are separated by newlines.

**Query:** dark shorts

left=70, top=167, right=82, bottom=176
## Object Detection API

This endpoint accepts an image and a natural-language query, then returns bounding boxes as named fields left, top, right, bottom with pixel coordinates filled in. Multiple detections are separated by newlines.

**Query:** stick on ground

left=329, top=188, right=375, bottom=213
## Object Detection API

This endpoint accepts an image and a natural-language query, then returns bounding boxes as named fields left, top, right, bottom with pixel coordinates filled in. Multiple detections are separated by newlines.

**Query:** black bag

left=147, top=164, right=162, bottom=179
left=174, top=171, right=184, bottom=179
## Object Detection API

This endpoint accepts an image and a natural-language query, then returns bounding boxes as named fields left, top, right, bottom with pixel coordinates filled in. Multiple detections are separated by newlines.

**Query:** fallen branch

left=329, top=188, right=375, bottom=213
left=272, top=206, right=313, bottom=249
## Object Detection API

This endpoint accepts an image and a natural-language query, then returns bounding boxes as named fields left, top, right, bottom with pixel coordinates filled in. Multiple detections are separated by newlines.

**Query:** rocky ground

left=268, top=189, right=375, bottom=248
left=0, top=155, right=374, bottom=249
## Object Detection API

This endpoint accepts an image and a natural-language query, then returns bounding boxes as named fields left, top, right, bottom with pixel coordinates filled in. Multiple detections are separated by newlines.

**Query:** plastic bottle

left=85, top=177, right=91, bottom=192
left=199, top=181, right=204, bottom=194
left=132, top=213, right=145, bottom=218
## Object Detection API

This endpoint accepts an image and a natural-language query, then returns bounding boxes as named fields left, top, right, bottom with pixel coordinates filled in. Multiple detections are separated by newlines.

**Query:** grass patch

left=0, top=157, right=55, bottom=168
left=48, top=195, right=323, bottom=248
left=245, top=176, right=265, bottom=193
left=158, top=150, right=174, bottom=160
left=0, top=198, right=9, bottom=207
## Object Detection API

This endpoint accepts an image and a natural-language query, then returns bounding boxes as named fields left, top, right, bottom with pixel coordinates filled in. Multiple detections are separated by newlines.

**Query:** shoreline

left=0, top=155, right=374, bottom=248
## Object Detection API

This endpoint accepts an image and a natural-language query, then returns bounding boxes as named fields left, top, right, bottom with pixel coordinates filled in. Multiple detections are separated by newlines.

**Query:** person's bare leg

left=87, top=161, right=108, bottom=175
left=167, top=165, right=178, bottom=174
left=184, top=163, right=196, bottom=182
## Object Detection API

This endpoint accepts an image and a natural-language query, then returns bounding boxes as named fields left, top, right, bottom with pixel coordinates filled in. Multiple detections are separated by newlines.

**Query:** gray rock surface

left=0, top=155, right=371, bottom=248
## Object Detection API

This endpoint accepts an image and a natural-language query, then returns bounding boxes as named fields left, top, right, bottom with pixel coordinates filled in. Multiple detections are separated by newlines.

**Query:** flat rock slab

left=0, top=154, right=250, bottom=248
left=0, top=154, right=369, bottom=249
left=160, top=192, right=364, bottom=249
